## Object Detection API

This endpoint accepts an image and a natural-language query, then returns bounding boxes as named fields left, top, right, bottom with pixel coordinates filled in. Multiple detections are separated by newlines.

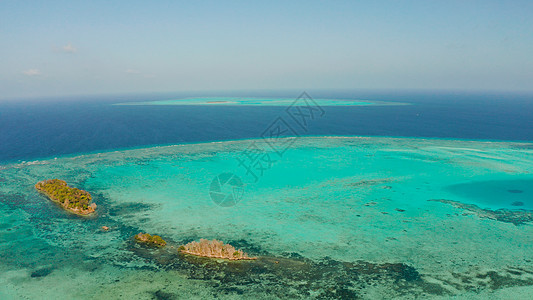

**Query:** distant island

left=35, top=179, right=96, bottom=215
left=134, top=232, right=167, bottom=247
left=179, top=239, right=256, bottom=260
left=114, top=97, right=410, bottom=107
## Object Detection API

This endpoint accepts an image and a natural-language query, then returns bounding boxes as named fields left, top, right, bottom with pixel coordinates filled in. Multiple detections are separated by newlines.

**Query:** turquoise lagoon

left=0, top=136, right=532, bottom=299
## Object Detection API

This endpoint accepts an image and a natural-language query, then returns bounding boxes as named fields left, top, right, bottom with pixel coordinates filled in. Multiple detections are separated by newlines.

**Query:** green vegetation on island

left=134, top=232, right=167, bottom=247
left=35, top=179, right=96, bottom=215
left=179, top=239, right=256, bottom=260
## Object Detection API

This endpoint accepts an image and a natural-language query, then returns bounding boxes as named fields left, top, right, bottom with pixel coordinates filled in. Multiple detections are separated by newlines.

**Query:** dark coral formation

left=128, top=242, right=448, bottom=299
left=429, top=199, right=533, bottom=225
left=134, top=232, right=167, bottom=247
left=447, top=267, right=533, bottom=291
left=345, top=178, right=393, bottom=188
left=125, top=236, right=533, bottom=299
left=35, top=179, right=96, bottom=215
left=30, top=267, right=53, bottom=278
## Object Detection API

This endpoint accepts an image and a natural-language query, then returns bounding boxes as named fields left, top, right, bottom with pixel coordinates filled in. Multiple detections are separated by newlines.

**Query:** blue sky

left=1, top=0, right=532, bottom=99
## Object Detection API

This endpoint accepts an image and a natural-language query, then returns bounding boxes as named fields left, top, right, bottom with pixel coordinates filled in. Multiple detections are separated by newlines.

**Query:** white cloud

left=22, top=69, right=41, bottom=76
left=62, top=43, right=77, bottom=53
left=125, top=69, right=155, bottom=78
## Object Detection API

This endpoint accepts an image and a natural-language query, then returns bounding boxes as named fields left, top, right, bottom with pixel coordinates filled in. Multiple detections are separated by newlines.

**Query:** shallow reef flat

left=0, top=136, right=532, bottom=299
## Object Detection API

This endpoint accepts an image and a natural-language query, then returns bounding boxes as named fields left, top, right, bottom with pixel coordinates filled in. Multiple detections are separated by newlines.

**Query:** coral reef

left=35, top=179, right=96, bottom=215
left=179, top=239, right=256, bottom=260
left=130, top=244, right=445, bottom=298
left=134, top=232, right=167, bottom=247
left=129, top=239, right=533, bottom=299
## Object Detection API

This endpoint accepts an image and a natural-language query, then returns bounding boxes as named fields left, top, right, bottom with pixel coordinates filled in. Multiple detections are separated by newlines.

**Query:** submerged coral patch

left=429, top=199, right=533, bottom=225
left=30, top=267, right=53, bottom=278
left=508, top=190, right=524, bottom=194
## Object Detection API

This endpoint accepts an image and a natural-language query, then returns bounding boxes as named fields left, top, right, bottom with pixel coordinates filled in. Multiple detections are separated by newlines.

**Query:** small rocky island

left=134, top=232, right=167, bottom=247
left=179, top=239, right=256, bottom=260
left=35, top=179, right=96, bottom=215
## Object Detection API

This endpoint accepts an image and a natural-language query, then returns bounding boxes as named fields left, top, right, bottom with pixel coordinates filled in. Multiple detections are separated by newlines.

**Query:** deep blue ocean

left=1, top=90, right=532, bottom=163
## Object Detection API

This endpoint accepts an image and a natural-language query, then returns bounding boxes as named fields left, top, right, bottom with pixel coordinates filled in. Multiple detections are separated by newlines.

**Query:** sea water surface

left=0, top=91, right=532, bottom=299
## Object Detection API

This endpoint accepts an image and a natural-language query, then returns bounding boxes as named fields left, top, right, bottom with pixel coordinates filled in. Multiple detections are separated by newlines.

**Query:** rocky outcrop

left=134, top=232, right=167, bottom=247
left=179, top=239, right=256, bottom=260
